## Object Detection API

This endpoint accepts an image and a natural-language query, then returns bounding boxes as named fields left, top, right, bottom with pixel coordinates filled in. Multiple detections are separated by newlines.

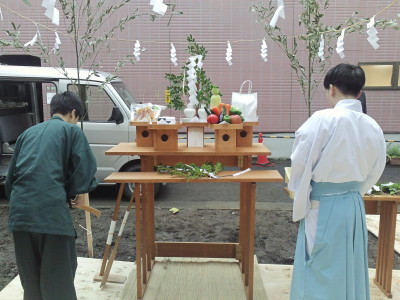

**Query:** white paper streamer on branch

left=225, top=41, right=232, bottom=66
left=269, top=0, right=285, bottom=28
left=52, top=32, right=61, bottom=53
left=0, top=8, right=3, bottom=21
left=336, top=29, right=345, bottom=59
left=260, top=38, right=268, bottom=62
left=151, top=0, right=168, bottom=16
left=170, top=42, right=178, bottom=66
left=186, top=55, right=202, bottom=106
left=134, top=40, right=141, bottom=61
left=42, top=0, right=59, bottom=26
left=366, top=15, right=380, bottom=50
left=24, top=30, right=40, bottom=47
left=318, top=34, right=325, bottom=61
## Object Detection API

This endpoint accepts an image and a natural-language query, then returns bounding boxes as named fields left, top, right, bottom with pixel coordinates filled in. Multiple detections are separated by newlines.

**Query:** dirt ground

left=1, top=205, right=399, bottom=292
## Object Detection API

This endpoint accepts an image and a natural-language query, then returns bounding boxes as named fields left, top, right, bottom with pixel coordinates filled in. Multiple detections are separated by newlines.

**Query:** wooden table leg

left=135, top=183, right=144, bottom=299
left=99, top=183, right=124, bottom=276
left=146, top=183, right=155, bottom=270
left=243, top=182, right=256, bottom=300
left=239, top=182, right=249, bottom=275
left=374, top=201, right=397, bottom=298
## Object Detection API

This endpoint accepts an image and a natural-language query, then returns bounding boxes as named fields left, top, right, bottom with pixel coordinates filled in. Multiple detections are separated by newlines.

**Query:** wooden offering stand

left=100, top=120, right=282, bottom=300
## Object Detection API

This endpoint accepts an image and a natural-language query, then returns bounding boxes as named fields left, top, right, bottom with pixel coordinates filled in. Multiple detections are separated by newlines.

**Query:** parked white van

left=0, top=65, right=157, bottom=199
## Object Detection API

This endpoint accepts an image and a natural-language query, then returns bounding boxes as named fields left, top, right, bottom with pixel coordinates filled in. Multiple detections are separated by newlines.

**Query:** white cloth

left=305, top=207, right=319, bottom=256
left=288, top=99, right=386, bottom=222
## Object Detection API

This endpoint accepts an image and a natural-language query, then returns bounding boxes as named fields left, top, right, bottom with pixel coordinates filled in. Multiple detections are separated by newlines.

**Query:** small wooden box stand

left=131, top=122, right=182, bottom=151
left=237, top=122, right=259, bottom=147
left=209, top=123, right=243, bottom=151
left=131, top=122, right=153, bottom=147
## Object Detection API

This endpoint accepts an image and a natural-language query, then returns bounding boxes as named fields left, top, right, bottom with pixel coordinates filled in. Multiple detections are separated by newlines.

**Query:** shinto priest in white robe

left=288, top=99, right=386, bottom=300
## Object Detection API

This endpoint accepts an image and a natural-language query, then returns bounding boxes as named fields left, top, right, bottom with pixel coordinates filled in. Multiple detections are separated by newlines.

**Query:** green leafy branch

left=251, top=0, right=400, bottom=117
left=369, top=183, right=400, bottom=196
left=165, top=35, right=216, bottom=111
left=156, top=162, right=224, bottom=181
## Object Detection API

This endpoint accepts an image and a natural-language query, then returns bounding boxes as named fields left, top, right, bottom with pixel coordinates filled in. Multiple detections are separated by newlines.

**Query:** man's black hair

left=323, top=63, right=365, bottom=97
left=50, top=91, right=84, bottom=119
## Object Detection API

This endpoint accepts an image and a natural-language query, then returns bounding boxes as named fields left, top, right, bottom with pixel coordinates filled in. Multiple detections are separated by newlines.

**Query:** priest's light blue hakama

left=290, top=181, right=370, bottom=300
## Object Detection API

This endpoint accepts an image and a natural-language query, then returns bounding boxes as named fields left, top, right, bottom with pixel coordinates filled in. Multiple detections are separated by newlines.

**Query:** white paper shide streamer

left=170, top=43, right=178, bottom=66
left=260, top=38, right=268, bottom=62
left=52, top=32, right=61, bottom=53
left=24, top=30, right=41, bottom=47
left=0, top=8, right=3, bottom=21
left=317, top=34, right=325, bottom=61
left=186, top=55, right=203, bottom=107
left=336, top=29, right=345, bottom=59
left=134, top=40, right=141, bottom=61
left=366, top=15, right=379, bottom=50
left=41, top=0, right=59, bottom=26
left=269, top=0, right=285, bottom=28
left=150, top=0, right=168, bottom=16
left=226, top=41, right=232, bottom=66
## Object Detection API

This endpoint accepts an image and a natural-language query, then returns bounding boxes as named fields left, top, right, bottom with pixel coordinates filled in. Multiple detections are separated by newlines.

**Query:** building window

left=359, top=62, right=399, bottom=89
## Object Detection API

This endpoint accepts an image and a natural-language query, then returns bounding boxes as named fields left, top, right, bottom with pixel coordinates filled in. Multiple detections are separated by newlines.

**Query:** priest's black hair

left=50, top=91, right=84, bottom=119
left=323, top=63, right=365, bottom=97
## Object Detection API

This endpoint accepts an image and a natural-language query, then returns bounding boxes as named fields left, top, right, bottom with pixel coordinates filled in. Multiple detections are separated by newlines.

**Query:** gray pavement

left=1, top=159, right=398, bottom=211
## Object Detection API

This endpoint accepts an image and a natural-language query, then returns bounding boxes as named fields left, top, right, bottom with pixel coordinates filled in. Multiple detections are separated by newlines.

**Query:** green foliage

left=387, top=144, right=400, bottom=158
left=156, top=162, right=224, bottom=181
left=251, top=0, right=400, bottom=117
left=369, top=182, right=400, bottom=196
left=165, top=35, right=217, bottom=111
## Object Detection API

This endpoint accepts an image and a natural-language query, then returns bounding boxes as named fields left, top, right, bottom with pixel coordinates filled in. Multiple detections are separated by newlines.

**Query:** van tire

left=121, top=164, right=161, bottom=200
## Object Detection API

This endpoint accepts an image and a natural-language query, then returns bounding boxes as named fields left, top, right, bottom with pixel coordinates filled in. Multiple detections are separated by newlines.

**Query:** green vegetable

left=204, top=107, right=212, bottom=116
left=230, top=106, right=242, bottom=115
left=223, top=115, right=231, bottom=123
left=156, top=162, right=224, bottom=181
left=240, top=116, right=245, bottom=122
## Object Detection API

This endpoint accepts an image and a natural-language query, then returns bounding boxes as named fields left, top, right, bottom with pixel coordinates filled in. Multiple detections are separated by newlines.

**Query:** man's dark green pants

left=13, top=231, right=78, bottom=300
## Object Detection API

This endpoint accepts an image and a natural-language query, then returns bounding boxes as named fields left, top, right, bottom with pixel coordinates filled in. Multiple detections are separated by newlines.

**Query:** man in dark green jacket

left=6, top=91, right=99, bottom=300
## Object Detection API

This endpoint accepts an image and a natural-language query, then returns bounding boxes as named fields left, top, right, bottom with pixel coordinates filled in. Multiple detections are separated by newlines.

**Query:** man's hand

left=70, top=194, right=85, bottom=208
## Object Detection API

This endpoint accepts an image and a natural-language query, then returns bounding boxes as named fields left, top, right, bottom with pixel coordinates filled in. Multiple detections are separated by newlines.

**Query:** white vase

left=197, top=104, right=208, bottom=122
left=184, top=103, right=196, bottom=119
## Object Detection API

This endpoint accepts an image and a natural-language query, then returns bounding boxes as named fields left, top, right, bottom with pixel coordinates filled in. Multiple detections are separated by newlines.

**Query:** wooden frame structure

left=101, top=141, right=283, bottom=300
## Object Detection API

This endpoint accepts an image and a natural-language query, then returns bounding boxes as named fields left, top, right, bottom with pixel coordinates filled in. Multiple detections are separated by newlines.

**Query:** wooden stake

left=83, top=194, right=93, bottom=258
left=98, top=183, right=125, bottom=276
left=100, top=191, right=136, bottom=288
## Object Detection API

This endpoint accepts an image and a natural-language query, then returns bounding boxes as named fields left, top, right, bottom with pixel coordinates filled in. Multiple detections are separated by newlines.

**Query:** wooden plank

left=83, top=193, right=93, bottom=258
left=209, top=123, right=243, bottom=129
left=182, top=122, right=208, bottom=128
left=364, top=195, right=400, bottom=203
left=258, top=264, right=400, bottom=300
left=155, top=242, right=238, bottom=258
left=104, top=170, right=283, bottom=184
left=0, top=258, right=134, bottom=300
left=147, top=124, right=182, bottom=130
left=155, top=155, right=238, bottom=167
left=105, top=142, right=272, bottom=156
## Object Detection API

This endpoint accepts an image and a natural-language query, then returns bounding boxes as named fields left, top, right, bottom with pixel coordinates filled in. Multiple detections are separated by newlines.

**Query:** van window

left=0, top=82, right=30, bottom=115
left=111, top=81, right=138, bottom=107
left=67, top=85, right=115, bottom=122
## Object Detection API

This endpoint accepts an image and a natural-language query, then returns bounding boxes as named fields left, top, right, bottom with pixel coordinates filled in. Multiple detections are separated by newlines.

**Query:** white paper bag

left=231, top=80, right=258, bottom=121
